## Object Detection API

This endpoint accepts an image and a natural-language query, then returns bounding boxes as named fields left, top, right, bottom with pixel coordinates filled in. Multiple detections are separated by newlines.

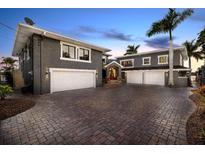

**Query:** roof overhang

left=104, top=61, right=123, bottom=68
left=116, top=47, right=188, bottom=59
left=12, top=23, right=111, bottom=56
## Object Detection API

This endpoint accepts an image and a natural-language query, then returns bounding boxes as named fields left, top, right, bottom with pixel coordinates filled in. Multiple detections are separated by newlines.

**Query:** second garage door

left=50, top=68, right=96, bottom=93
left=144, top=71, right=165, bottom=86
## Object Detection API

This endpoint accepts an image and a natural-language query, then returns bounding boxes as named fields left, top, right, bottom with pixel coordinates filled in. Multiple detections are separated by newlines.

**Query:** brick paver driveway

left=0, top=85, right=196, bottom=145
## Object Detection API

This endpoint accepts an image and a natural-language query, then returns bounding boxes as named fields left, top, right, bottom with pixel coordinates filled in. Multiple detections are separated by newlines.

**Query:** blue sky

left=0, top=8, right=205, bottom=57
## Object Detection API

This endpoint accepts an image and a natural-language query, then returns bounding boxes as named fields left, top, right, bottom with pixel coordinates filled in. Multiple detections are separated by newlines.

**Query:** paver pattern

left=0, top=85, right=196, bottom=145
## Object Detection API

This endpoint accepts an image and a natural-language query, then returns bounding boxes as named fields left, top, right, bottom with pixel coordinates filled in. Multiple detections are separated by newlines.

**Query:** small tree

left=0, top=85, right=13, bottom=100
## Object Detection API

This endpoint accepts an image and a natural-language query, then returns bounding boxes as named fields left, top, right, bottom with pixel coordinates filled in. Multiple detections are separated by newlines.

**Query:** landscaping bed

left=0, top=98, right=35, bottom=120
left=187, top=91, right=205, bottom=144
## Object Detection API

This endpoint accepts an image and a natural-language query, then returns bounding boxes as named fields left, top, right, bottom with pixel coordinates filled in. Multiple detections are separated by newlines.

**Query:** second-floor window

left=158, top=55, right=168, bottom=64
left=62, top=44, right=76, bottom=59
left=61, top=42, right=91, bottom=63
left=120, top=59, right=134, bottom=68
left=142, top=57, right=151, bottom=65
left=78, top=48, right=90, bottom=61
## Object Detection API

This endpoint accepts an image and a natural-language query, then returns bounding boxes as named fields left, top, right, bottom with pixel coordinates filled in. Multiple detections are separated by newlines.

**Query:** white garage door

left=126, top=71, right=143, bottom=84
left=144, top=71, right=165, bottom=86
left=50, top=68, right=96, bottom=93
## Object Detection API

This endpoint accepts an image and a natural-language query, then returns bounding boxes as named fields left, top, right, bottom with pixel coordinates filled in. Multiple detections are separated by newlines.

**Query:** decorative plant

left=0, top=84, right=13, bottom=100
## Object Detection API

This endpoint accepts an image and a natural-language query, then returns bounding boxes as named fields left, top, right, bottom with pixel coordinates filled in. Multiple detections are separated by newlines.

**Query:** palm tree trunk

left=189, top=57, right=191, bottom=69
left=188, top=57, right=192, bottom=86
left=168, top=30, right=174, bottom=86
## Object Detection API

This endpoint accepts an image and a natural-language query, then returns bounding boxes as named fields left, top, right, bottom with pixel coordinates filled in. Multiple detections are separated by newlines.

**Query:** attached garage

left=50, top=68, right=96, bottom=93
left=126, top=70, right=165, bottom=86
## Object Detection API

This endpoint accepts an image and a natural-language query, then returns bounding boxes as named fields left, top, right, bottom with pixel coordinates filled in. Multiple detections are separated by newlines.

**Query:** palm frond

left=172, top=9, right=194, bottom=30
left=183, top=39, right=205, bottom=61
left=124, top=44, right=140, bottom=55
left=146, top=19, right=169, bottom=37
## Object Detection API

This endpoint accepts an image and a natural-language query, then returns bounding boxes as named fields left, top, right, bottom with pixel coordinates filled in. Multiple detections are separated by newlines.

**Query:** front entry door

left=109, top=67, right=118, bottom=80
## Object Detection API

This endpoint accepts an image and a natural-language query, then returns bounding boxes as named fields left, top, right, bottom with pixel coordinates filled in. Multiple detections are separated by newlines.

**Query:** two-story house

left=104, top=47, right=190, bottom=87
left=12, top=23, right=111, bottom=94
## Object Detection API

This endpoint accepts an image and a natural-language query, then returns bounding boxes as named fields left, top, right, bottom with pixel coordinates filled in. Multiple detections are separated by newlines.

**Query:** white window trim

left=158, top=55, right=168, bottom=65
left=60, top=41, right=91, bottom=63
left=102, top=55, right=107, bottom=64
left=120, top=59, right=134, bottom=68
left=78, top=46, right=92, bottom=63
left=142, top=57, right=151, bottom=66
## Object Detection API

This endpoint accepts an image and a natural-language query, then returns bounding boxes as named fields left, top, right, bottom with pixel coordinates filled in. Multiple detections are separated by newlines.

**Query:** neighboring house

left=104, top=47, right=190, bottom=87
left=12, top=23, right=111, bottom=94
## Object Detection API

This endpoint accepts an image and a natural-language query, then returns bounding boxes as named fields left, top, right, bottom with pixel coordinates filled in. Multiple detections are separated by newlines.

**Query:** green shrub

left=0, top=85, right=13, bottom=100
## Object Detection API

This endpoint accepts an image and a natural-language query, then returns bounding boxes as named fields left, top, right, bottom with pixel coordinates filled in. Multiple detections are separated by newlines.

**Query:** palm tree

left=124, top=44, right=140, bottom=55
left=146, top=8, right=194, bottom=86
left=1, top=57, right=17, bottom=72
left=183, top=40, right=204, bottom=69
left=197, top=27, right=205, bottom=53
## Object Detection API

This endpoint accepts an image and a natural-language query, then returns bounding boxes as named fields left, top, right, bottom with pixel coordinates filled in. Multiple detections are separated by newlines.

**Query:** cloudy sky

left=0, top=8, right=205, bottom=70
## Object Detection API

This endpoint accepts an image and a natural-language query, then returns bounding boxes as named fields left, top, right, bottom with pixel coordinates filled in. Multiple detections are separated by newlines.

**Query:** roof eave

left=12, top=23, right=111, bottom=56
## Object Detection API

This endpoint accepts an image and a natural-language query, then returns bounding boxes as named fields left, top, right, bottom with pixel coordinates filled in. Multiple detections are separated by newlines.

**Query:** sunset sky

left=0, top=8, right=205, bottom=71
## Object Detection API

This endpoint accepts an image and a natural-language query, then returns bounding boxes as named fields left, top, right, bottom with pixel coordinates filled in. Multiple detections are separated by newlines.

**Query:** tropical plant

left=146, top=8, right=194, bottom=86
left=1, top=57, right=17, bottom=72
left=183, top=40, right=204, bottom=69
left=0, top=84, right=13, bottom=100
left=124, top=45, right=140, bottom=55
left=197, top=27, right=205, bottom=52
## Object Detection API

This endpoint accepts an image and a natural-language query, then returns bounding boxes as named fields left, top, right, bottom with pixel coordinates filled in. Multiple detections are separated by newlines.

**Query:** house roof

left=103, top=53, right=112, bottom=57
left=12, top=23, right=111, bottom=56
left=104, top=61, right=123, bottom=68
left=116, top=47, right=188, bottom=60
left=122, top=65, right=190, bottom=71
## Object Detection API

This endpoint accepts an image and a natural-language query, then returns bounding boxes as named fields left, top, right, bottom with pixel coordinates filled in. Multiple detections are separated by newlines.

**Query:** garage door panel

left=127, top=71, right=143, bottom=84
left=144, top=71, right=164, bottom=86
left=51, top=69, right=95, bottom=93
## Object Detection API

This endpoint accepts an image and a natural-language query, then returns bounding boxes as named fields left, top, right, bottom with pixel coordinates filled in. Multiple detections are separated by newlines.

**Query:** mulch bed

left=187, top=92, right=205, bottom=144
left=0, top=98, right=35, bottom=121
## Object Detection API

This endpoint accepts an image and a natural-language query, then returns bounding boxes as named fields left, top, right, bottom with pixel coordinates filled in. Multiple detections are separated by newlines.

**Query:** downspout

left=40, top=36, right=43, bottom=94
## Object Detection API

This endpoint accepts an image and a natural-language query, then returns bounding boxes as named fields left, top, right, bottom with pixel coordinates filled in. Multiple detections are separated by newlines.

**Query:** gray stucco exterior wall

left=32, top=34, right=103, bottom=94
left=117, top=50, right=182, bottom=68
left=18, top=38, right=33, bottom=87
left=33, top=35, right=42, bottom=94
left=165, top=71, right=188, bottom=87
